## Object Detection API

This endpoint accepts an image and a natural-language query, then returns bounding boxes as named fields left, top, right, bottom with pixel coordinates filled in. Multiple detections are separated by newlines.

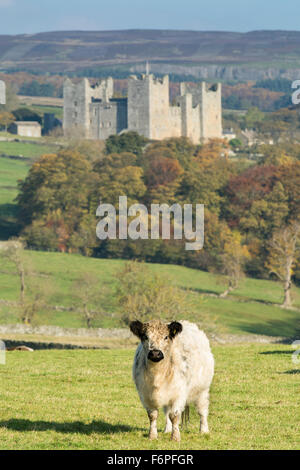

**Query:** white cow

left=130, top=319, right=214, bottom=441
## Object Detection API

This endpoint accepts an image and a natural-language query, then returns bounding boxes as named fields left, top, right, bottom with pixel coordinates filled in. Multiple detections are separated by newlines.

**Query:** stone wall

left=0, top=323, right=132, bottom=339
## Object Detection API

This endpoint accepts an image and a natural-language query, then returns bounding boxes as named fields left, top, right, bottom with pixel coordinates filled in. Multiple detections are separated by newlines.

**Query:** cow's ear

left=130, top=320, right=144, bottom=339
left=168, top=321, right=182, bottom=339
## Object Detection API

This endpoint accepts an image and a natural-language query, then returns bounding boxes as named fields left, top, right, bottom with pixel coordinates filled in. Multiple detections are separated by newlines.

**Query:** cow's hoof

left=171, top=432, right=180, bottom=442
left=200, top=428, right=209, bottom=434
left=149, top=433, right=158, bottom=440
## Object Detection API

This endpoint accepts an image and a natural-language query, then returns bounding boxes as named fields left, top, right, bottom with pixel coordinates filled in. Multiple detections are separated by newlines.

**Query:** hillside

left=1, top=30, right=300, bottom=80
left=0, top=250, right=299, bottom=337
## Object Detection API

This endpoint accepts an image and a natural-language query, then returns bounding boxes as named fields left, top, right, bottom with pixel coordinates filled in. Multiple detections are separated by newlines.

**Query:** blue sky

left=0, top=0, right=300, bottom=34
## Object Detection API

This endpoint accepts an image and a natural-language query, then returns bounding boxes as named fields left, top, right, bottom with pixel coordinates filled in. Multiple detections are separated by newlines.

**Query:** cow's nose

left=148, top=349, right=164, bottom=362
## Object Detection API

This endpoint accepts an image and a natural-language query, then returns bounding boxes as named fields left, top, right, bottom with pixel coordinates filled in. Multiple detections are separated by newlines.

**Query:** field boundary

left=0, top=323, right=296, bottom=349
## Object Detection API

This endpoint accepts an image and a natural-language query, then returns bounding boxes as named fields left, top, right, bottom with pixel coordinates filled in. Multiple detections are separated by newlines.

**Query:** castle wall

left=89, top=98, right=127, bottom=140
left=63, top=75, right=222, bottom=144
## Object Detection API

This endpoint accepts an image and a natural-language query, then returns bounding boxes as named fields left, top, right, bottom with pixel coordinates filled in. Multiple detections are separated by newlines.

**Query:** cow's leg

left=147, top=409, right=158, bottom=439
left=169, top=410, right=181, bottom=442
left=163, top=406, right=172, bottom=433
left=196, top=388, right=210, bottom=434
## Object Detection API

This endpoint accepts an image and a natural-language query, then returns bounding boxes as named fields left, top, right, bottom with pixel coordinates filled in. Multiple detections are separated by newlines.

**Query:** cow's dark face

left=130, top=319, right=182, bottom=363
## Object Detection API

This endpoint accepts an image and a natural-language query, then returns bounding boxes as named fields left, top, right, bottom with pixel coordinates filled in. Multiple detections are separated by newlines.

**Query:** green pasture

left=0, top=251, right=299, bottom=337
left=0, top=344, right=298, bottom=450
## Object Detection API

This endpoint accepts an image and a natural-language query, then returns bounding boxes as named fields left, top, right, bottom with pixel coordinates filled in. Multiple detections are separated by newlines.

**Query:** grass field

left=0, top=156, right=30, bottom=239
left=0, top=141, right=58, bottom=239
left=0, top=344, right=298, bottom=450
left=0, top=141, right=58, bottom=158
left=0, top=250, right=300, bottom=337
left=29, top=104, right=63, bottom=120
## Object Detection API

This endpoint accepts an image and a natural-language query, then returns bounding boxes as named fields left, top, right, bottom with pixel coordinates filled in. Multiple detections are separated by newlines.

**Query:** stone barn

left=10, top=121, right=42, bottom=138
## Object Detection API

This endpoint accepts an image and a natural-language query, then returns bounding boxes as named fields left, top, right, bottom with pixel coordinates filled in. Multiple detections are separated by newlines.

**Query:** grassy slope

left=0, top=141, right=57, bottom=158
left=0, top=156, right=30, bottom=239
left=0, top=251, right=299, bottom=337
left=0, top=345, right=298, bottom=450
left=0, top=144, right=57, bottom=239
left=29, top=105, right=63, bottom=120
left=0, top=153, right=299, bottom=337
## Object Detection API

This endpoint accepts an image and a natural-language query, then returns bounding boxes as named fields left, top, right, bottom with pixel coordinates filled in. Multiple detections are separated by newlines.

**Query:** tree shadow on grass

left=283, top=369, right=300, bottom=374
left=259, top=350, right=294, bottom=355
left=0, top=418, right=144, bottom=434
left=0, top=203, right=21, bottom=240
left=232, top=318, right=300, bottom=339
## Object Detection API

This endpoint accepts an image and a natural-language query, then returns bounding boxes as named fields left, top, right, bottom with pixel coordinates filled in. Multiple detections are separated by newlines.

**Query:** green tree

left=116, top=261, right=192, bottom=325
left=72, top=273, right=109, bottom=328
left=0, top=241, right=51, bottom=324
left=105, top=131, right=148, bottom=157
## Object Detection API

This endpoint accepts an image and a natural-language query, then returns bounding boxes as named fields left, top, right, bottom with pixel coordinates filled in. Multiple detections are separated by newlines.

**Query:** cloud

left=0, top=0, right=14, bottom=7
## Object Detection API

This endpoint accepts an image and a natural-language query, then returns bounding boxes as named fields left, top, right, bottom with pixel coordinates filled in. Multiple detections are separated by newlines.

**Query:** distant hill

left=1, top=29, right=300, bottom=81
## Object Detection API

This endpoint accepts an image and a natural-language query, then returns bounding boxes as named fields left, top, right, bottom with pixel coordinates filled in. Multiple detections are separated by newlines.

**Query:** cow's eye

left=164, top=336, right=168, bottom=340
left=142, top=334, right=148, bottom=341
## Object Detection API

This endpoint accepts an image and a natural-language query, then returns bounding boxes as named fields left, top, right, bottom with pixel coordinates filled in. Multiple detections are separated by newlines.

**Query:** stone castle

left=63, top=74, right=222, bottom=144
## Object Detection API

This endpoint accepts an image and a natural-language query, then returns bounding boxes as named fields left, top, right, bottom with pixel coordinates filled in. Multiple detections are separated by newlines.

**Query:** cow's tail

left=181, top=405, right=190, bottom=428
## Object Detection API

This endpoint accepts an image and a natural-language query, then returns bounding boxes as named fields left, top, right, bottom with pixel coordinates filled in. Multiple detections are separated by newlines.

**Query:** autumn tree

left=277, top=161, right=300, bottom=220
left=92, top=152, right=146, bottom=206
left=219, top=231, right=250, bottom=298
left=17, top=150, right=98, bottom=247
left=0, top=111, right=15, bottom=132
left=179, top=150, right=233, bottom=216
left=239, top=181, right=289, bottom=239
left=266, top=220, right=300, bottom=308
left=224, top=164, right=278, bottom=227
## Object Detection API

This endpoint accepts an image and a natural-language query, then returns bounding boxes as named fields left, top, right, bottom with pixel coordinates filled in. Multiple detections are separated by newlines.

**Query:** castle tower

left=180, top=82, right=222, bottom=142
left=199, top=82, right=222, bottom=142
left=63, top=77, right=114, bottom=138
left=128, top=74, right=171, bottom=139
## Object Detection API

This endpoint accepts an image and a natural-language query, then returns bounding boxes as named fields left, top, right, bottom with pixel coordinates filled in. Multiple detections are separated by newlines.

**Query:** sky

left=0, top=0, right=300, bottom=35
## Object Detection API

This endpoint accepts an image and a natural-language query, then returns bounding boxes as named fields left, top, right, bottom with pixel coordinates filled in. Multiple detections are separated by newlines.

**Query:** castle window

left=74, top=112, right=78, bottom=118
left=74, top=101, right=78, bottom=106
